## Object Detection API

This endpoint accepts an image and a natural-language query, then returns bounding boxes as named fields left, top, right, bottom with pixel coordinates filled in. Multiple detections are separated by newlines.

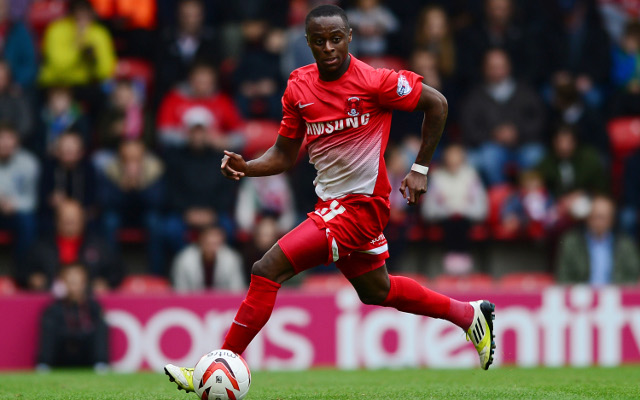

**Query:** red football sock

left=222, top=274, right=281, bottom=354
left=381, top=275, right=474, bottom=330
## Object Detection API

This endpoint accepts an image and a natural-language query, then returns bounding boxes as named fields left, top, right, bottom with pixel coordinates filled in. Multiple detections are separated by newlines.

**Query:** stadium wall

left=3, top=286, right=640, bottom=371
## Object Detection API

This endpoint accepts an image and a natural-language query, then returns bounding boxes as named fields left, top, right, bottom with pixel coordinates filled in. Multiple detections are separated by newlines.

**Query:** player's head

left=305, top=5, right=352, bottom=78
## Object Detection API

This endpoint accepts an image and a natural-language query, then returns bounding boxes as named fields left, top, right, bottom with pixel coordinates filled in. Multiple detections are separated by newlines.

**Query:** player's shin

left=381, top=275, right=474, bottom=330
left=221, top=274, right=281, bottom=354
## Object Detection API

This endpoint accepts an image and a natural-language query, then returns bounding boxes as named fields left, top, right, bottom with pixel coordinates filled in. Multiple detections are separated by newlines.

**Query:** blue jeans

left=468, top=142, right=546, bottom=185
left=0, top=211, right=37, bottom=263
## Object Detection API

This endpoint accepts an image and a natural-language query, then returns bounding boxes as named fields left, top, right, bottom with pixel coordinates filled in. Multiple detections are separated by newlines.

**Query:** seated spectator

left=610, top=21, right=640, bottom=117
left=0, top=0, right=38, bottom=88
left=385, top=145, right=413, bottom=270
left=422, top=144, right=487, bottom=274
left=155, top=0, right=219, bottom=101
left=97, top=140, right=164, bottom=274
left=36, top=263, right=109, bottom=372
left=233, top=25, right=284, bottom=120
left=156, top=63, right=245, bottom=150
left=457, top=0, right=537, bottom=85
left=0, top=61, right=33, bottom=139
left=346, top=0, right=399, bottom=57
left=241, top=216, right=280, bottom=279
left=621, top=150, right=640, bottom=238
left=461, top=49, right=546, bottom=185
left=87, top=0, right=156, bottom=58
left=0, top=123, right=38, bottom=263
left=542, top=0, right=610, bottom=108
left=36, top=87, right=89, bottom=157
left=501, top=171, right=556, bottom=236
left=40, top=132, right=96, bottom=221
left=536, top=125, right=608, bottom=215
left=39, top=0, right=116, bottom=87
left=164, top=122, right=235, bottom=251
left=235, top=169, right=295, bottom=234
left=548, top=74, right=608, bottom=154
left=280, top=1, right=315, bottom=79
left=413, top=5, right=456, bottom=78
left=95, top=79, right=152, bottom=168
left=23, top=200, right=121, bottom=291
left=171, top=225, right=245, bottom=292
left=556, top=195, right=640, bottom=285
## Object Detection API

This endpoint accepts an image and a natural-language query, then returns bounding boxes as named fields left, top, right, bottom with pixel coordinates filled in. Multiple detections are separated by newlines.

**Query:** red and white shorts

left=278, top=195, right=390, bottom=279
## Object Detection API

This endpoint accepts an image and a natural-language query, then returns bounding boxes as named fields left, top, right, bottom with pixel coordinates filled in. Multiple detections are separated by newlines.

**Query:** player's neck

left=318, top=54, right=351, bottom=82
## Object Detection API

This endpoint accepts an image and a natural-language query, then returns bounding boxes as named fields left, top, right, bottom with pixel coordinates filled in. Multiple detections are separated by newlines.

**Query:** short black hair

left=305, top=4, right=349, bottom=33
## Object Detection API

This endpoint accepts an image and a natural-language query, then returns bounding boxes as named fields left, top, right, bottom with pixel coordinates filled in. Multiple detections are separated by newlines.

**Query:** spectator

left=0, top=122, right=39, bottom=263
left=385, top=145, right=413, bottom=270
left=97, top=140, right=164, bottom=274
left=233, top=25, right=284, bottom=120
left=501, top=170, right=556, bottom=236
left=23, top=200, right=121, bottom=291
left=88, top=0, right=156, bottom=58
left=542, top=0, right=611, bottom=108
left=280, top=0, right=316, bottom=79
left=556, top=195, right=640, bottom=285
left=548, top=75, right=608, bottom=155
left=27, top=0, right=67, bottom=40
left=346, top=0, right=399, bottom=57
left=40, top=132, right=96, bottom=221
left=241, top=216, right=280, bottom=279
left=39, top=0, right=116, bottom=87
left=155, top=0, right=219, bottom=101
left=171, top=226, right=245, bottom=292
left=620, top=150, right=640, bottom=238
left=610, top=21, right=640, bottom=117
left=36, top=263, right=109, bottom=372
left=414, top=5, right=456, bottom=78
left=457, top=0, right=537, bottom=84
left=422, top=144, right=487, bottom=275
left=0, top=0, right=38, bottom=88
left=536, top=124, right=608, bottom=200
left=156, top=63, right=245, bottom=150
left=95, top=79, right=153, bottom=167
left=0, top=61, right=33, bottom=139
left=461, top=49, right=546, bottom=185
left=235, top=172, right=295, bottom=234
left=164, top=122, right=236, bottom=251
left=36, top=87, right=89, bottom=157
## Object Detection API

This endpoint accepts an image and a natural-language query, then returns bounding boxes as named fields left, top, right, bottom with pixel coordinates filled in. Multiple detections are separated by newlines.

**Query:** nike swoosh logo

left=298, top=102, right=314, bottom=108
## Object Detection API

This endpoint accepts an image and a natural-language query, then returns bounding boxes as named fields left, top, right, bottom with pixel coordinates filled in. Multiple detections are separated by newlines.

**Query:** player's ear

left=305, top=34, right=310, bottom=47
left=348, top=28, right=352, bottom=43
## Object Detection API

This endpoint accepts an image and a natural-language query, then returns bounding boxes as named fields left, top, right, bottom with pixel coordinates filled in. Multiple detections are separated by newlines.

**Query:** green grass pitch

left=1, top=366, right=639, bottom=400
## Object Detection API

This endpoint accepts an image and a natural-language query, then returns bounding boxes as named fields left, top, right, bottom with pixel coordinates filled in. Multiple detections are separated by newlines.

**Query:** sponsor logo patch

left=397, top=75, right=412, bottom=97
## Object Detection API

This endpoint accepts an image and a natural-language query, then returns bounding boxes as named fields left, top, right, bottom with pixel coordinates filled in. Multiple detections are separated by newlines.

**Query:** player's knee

left=357, top=287, right=390, bottom=306
left=251, top=258, right=274, bottom=280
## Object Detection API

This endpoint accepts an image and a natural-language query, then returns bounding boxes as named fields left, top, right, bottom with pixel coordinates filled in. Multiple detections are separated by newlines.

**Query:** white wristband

left=411, top=163, right=429, bottom=175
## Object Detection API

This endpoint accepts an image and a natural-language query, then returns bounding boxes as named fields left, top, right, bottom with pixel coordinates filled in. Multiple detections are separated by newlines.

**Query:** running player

left=165, top=5, right=495, bottom=391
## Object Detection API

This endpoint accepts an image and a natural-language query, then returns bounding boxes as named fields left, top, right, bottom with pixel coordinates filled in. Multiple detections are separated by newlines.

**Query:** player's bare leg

left=165, top=244, right=294, bottom=392
left=348, top=265, right=496, bottom=370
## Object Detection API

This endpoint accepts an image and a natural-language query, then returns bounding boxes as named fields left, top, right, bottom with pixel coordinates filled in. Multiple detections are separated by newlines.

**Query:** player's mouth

left=323, top=57, right=339, bottom=67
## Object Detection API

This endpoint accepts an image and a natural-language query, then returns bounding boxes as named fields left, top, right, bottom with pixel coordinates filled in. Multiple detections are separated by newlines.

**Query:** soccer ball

left=193, top=349, right=251, bottom=400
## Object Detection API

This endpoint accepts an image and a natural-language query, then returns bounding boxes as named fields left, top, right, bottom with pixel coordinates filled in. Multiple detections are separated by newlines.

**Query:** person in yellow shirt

left=39, top=0, right=116, bottom=87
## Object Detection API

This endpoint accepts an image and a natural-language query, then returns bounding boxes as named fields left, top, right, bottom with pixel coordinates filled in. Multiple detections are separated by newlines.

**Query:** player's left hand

left=400, top=171, right=427, bottom=206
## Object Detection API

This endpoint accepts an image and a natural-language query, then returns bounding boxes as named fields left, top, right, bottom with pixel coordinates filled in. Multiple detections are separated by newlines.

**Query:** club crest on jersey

left=345, top=96, right=362, bottom=117
left=397, top=75, right=412, bottom=97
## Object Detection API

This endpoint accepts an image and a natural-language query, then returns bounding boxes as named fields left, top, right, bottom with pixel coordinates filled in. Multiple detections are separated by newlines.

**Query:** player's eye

left=315, top=39, right=324, bottom=46
left=332, top=37, right=341, bottom=43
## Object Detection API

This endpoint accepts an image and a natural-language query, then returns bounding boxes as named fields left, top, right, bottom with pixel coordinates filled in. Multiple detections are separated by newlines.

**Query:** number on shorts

left=315, top=200, right=346, bottom=223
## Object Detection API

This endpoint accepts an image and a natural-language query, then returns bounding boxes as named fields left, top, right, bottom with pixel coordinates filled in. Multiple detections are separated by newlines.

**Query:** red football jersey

left=278, top=55, right=424, bottom=201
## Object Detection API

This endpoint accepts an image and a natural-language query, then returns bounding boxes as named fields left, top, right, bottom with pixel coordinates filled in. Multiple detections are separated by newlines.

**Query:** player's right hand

left=221, top=150, right=247, bottom=181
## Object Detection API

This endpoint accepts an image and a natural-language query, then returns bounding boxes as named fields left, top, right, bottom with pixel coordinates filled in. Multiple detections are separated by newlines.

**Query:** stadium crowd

left=0, top=0, right=639, bottom=294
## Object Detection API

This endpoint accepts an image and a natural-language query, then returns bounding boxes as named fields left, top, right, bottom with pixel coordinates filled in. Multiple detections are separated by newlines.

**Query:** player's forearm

left=245, top=146, right=293, bottom=177
left=415, top=96, right=448, bottom=166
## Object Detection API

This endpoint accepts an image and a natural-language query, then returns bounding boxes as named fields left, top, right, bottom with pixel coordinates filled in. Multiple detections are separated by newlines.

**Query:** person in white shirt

left=171, top=226, right=245, bottom=292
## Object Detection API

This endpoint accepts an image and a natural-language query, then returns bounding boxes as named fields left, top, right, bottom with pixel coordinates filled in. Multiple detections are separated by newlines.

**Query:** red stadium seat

left=608, top=117, right=640, bottom=159
left=115, top=58, right=154, bottom=95
left=487, top=185, right=519, bottom=240
left=243, top=120, right=280, bottom=158
left=0, top=230, right=12, bottom=245
left=119, top=275, right=172, bottom=294
left=117, top=228, right=146, bottom=243
left=433, top=273, right=494, bottom=291
left=499, top=272, right=554, bottom=290
left=301, top=273, right=351, bottom=291
left=0, top=276, right=18, bottom=295
left=359, top=55, right=408, bottom=71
